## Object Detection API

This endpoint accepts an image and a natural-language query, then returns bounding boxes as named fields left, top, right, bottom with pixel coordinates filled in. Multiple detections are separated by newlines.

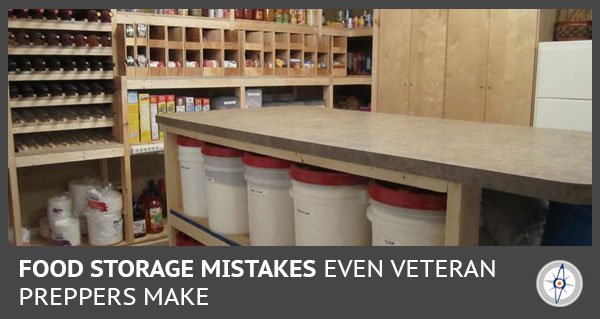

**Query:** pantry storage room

left=7, top=9, right=592, bottom=247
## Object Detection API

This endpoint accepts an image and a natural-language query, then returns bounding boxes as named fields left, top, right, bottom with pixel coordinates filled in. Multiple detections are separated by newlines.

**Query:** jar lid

left=201, top=143, right=244, bottom=157
left=243, top=152, right=292, bottom=169
left=289, top=163, right=368, bottom=186
left=368, top=180, right=447, bottom=211
left=177, top=135, right=205, bottom=147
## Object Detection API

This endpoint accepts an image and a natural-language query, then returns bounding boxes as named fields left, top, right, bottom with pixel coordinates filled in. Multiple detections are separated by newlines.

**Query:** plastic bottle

left=133, top=199, right=146, bottom=238
left=144, top=191, right=164, bottom=234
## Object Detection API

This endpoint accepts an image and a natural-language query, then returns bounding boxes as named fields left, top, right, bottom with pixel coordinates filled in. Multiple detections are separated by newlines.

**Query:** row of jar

left=177, top=136, right=448, bottom=246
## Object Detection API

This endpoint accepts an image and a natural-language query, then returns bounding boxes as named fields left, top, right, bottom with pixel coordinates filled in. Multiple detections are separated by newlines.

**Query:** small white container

left=202, top=144, right=248, bottom=235
left=289, top=164, right=370, bottom=246
left=178, top=136, right=208, bottom=218
left=52, top=218, right=81, bottom=246
left=367, top=180, right=447, bottom=246
left=243, top=152, right=294, bottom=246
left=86, top=209, right=123, bottom=246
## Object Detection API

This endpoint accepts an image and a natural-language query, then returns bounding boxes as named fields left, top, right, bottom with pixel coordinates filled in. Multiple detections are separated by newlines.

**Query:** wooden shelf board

left=127, top=76, right=331, bottom=89
left=323, top=26, right=373, bottom=37
left=8, top=71, right=114, bottom=81
left=333, top=76, right=372, bottom=85
left=10, top=94, right=114, bottom=108
left=8, top=19, right=112, bottom=32
left=133, top=217, right=170, bottom=244
left=115, top=11, right=231, bottom=29
left=13, top=118, right=114, bottom=134
left=8, top=46, right=113, bottom=56
left=15, top=141, right=125, bottom=168
left=170, top=209, right=249, bottom=246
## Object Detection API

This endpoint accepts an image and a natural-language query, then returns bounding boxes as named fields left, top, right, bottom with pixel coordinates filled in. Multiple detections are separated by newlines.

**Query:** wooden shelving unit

left=8, top=9, right=374, bottom=247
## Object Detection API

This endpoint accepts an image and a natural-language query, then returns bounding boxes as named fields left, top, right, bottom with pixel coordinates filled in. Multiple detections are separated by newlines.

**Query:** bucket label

left=248, top=187, right=267, bottom=196
left=180, top=165, right=190, bottom=170
left=381, top=238, right=398, bottom=246
left=296, top=207, right=314, bottom=218
left=113, top=216, right=123, bottom=231
left=206, top=177, right=215, bottom=183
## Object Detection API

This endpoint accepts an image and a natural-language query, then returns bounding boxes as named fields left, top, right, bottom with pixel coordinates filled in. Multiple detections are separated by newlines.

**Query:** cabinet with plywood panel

left=375, top=9, right=411, bottom=115
left=408, top=9, right=448, bottom=118
left=375, top=9, right=540, bottom=126
left=484, top=9, right=538, bottom=126
left=444, top=9, right=490, bottom=122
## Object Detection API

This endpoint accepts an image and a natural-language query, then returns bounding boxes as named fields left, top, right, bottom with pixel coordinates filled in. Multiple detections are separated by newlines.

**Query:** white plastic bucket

left=289, top=164, right=370, bottom=246
left=367, top=180, right=447, bottom=246
left=202, top=144, right=248, bottom=235
left=68, top=177, right=98, bottom=235
left=85, top=209, right=123, bottom=246
left=178, top=136, right=207, bottom=218
left=243, top=153, right=294, bottom=246
left=52, top=218, right=81, bottom=246
left=47, top=193, right=73, bottom=225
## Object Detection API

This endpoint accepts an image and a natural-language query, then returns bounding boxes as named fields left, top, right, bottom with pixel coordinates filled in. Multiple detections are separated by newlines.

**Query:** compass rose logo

left=536, top=260, right=583, bottom=307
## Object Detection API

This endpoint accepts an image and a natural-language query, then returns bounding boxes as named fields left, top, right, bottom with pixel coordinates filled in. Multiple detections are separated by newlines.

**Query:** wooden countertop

left=158, top=107, right=592, bottom=204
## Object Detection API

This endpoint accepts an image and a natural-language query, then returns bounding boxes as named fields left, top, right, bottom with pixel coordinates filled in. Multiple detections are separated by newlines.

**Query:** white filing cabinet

left=534, top=40, right=592, bottom=132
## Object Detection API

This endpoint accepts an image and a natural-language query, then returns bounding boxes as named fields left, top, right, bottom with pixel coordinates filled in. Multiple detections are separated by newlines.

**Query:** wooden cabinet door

left=376, top=9, right=412, bottom=114
left=444, top=9, right=490, bottom=122
left=485, top=9, right=538, bottom=126
left=408, top=9, right=448, bottom=118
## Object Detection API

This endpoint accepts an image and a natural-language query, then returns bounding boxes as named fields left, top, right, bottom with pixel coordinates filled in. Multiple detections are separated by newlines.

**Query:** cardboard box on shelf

left=185, top=97, right=195, bottom=112
left=149, top=95, right=160, bottom=141
left=139, top=93, right=152, bottom=142
left=176, top=96, right=186, bottom=113
left=166, top=95, right=176, bottom=113
left=127, top=91, right=140, bottom=143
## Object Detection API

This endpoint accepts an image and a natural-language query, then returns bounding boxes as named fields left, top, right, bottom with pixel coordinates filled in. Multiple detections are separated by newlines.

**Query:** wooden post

left=163, top=128, right=183, bottom=246
left=236, top=86, right=246, bottom=108
left=7, top=86, right=22, bottom=246
left=370, top=9, right=380, bottom=112
left=445, top=182, right=482, bottom=246
left=324, top=84, right=334, bottom=108
left=99, top=159, right=109, bottom=185
left=121, top=147, right=134, bottom=243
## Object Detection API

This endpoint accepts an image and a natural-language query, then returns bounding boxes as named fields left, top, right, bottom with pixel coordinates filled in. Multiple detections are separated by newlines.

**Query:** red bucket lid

left=368, top=180, right=447, bottom=211
left=290, top=164, right=368, bottom=186
left=177, top=135, right=205, bottom=147
left=201, top=143, right=243, bottom=158
left=243, top=152, right=292, bottom=169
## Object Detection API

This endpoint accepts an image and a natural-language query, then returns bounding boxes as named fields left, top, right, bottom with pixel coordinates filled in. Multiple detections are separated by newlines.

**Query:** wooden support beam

left=445, top=182, right=482, bottom=246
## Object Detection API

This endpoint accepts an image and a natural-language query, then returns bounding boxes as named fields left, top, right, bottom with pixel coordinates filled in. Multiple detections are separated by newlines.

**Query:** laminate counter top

left=158, top=107, right=592, bottom=204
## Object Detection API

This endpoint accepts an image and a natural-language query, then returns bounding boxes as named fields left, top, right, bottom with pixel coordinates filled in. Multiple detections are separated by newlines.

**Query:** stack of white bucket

left=85, top=185, right=124, bottom=246
left=46, top=193, right=80, bottom=246
left=176, top=136, right=448, bottom=247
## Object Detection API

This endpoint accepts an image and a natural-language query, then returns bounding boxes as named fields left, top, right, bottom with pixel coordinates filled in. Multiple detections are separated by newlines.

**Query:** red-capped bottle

left=8, top=9, right=15, bottom=19
left=59, top=9, right=73, bottom=21
left=45, top=9, right=59, bottom=20
left=144, top=191, right=164, bottom=234
left=15, top=9, right=29, bottom=19
left=100, top=10, right=112, bottom=23
left=29, top=9, right=45, bottom=19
